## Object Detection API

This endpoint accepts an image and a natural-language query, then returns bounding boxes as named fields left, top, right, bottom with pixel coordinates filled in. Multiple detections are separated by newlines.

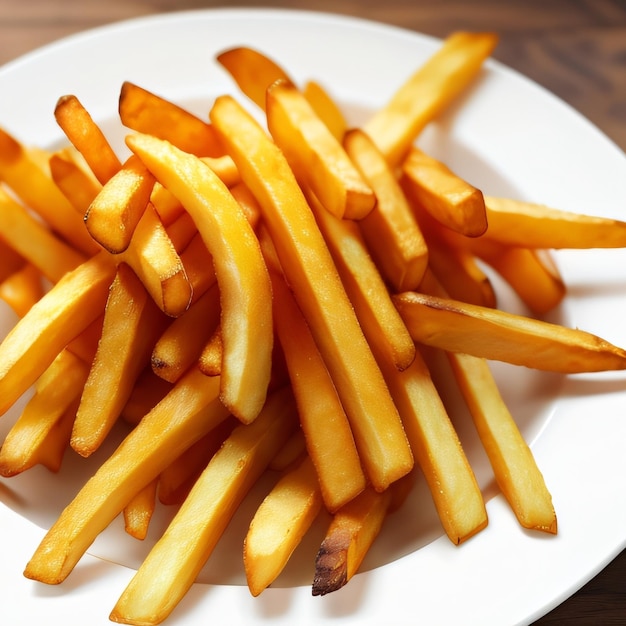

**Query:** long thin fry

left=109, top=387, right=297, bottom=626
left=394, top=291, right=626, bottom=372
left=24, top=368, right=230, bottom=585
left=210, top=95, right=413, bottom=491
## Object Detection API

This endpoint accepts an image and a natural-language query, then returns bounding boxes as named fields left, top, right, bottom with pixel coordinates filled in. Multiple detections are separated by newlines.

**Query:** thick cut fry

left=127, top=133, right=273, bottom=423
left=54, top=95, right=122, bottom=184
left=0, top=127, right=98, bottom=255
left=269, top=264, right=366, bottom=512
left=71, top=264, right=169, bottom=457
left=216, top=46, right=292, bottom=111
left=364, top=31, right=498, bottom=166
left=151, top=283, right=220, bottom=383
left=49, top=151, right=102, bottom=214
left=308, top=192, right=416, bottom=371
left=244, top=455, right=323, bottom=597
left=177, top=231, right=217, bottom=305
left=124, top=479, right=158, bottom=541
left=198, top=326, right=223, bottom=377
left=394, top=291, right=626, bottom=373
left=24, top=368, right=230, bottom=585
left=344, top=129, right=429, bottom=291
left=118, top=203, right=192, bottom=318
left=85, top=155, right=156, bottom=253
left=0, top=186, right=85, bottom=282
left=449, top=352, right=557, bottom=533
left=0, top=252, right=115, bottom=417
left=210, top=95, right=413, bottom=491
left=0, top=263, right=44, bottom=317
left=302, top=80, right=347, bottom=141
left=470, top=241, right=565, bottom=315
left=0, top=350, right=89, bottom=476
left=119, top=81, right=223, bottom=157
left=267, top=80, right=376, bottom=220
left=402, top=146, right=487, bottom=237
left=312, top=486, right=392, bottom=596
left=109, top=387, right=297, bottom=626
left=483, top=196, right=626, bottom=248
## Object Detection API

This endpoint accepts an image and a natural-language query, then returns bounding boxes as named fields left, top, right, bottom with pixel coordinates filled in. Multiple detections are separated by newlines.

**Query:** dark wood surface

left=1, top=1, right=625, bottom=624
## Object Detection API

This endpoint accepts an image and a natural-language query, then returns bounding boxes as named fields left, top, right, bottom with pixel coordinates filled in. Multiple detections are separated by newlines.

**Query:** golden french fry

left=308, top=191, right=416, bottom=372
left=268, top=428, right=307, bottom=472
left=54, top=94, right=122, bottom=184
left=127, top=132, right=273, bottom=423
left=244, top=455, right=323, bottom=597
left=394, top=291, right=626, bottom=372
left=364, top=31, right=498, bottom=166
left=124, top=479, right=158, bottom=541
left=71, top=263, right=169, bottom=457
left=197, top=326, right=223, bottom=377
left=402, top=146, right=487, bottom=237
left=216, top=46, right=293, bottom=110
left=177, top=231, right=217, bottom=305
left=344, top=129, right=429, bottom=292
left=49, top=150, right=102, bottom=214
left=0, top=252, right=115, bottom=417
left=268, top=261, right=366, bottom=512
left=483, top=196, right=626, bottom=248
left=266, top=80, right=376, bottom=220
left=151, top=283, right=220, bottom=384
left=210, top=95, right=413, bottom=491
left=0, top=263, right=44, bottom=317
left=0, top=127, right=98, bottom=255
left=85, top=155, right=156, bottom=254
left=109, top=387, right=298, bottom=626
left=24, top=368, right=230, bottom=585
left=313, top=486, right=392, bottom=596
left=0, top=236, right=25, bottom=283
left=119, top=81, right=223, bottom=157
left=120, top=367, right=173, bottom=427
left=118, top=203, right=193, bottom=318
left=0, top=185, right=86, bottom=282
left=0, top=350, right=89, bottom=476
left=470, top=240, right=566, bottom=315
left=302, top=80, right=347, bottom=141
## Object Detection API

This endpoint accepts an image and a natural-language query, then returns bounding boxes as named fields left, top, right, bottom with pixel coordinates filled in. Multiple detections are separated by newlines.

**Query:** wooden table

left=1, top=1, right=625, bottom=624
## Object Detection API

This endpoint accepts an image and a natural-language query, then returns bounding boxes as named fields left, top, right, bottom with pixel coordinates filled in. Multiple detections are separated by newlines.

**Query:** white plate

left=2, top=8, right=626, bottom=626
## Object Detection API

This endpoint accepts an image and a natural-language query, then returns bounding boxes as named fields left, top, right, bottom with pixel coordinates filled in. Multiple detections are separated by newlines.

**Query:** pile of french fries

left=2, top=30, right=626, bottom=625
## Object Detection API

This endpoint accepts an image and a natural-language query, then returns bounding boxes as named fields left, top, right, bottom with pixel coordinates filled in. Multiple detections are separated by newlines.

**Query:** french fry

left=123, top=479, right=158, bottom=541
left=312, top=486, right=393, bottom=596
left=71, top=263, right=169, bottom=457
left=151, top=283, right=220, bottom=384
left=0, top=252, right=115, bottom=417
left=127, top=133, right=274, bottom=423
left=266, top=80, right=376, bottom=220
left=420, top=270, right=556, bottom=533
left=109, top=387, right=298, bottom=626
left=269, top=428, right=307, bottom=472
left=344, top=129, right=429, bottom=292
left=210, top=95, right=413, bottom=491
left=177, top=231, right=217, bottom=305
left=470, top=240, right=566, bottom=315
left=394, top=291, right=626, bottom=372
left=197, top=326, right=223, bottom=377
left=49, top=150, right=102, bottom=214
left=119, top=81, right=223, bottom=157
left=303, top=80, right=347, bottom=141
left=0, top=263, right=44, bottom=317
left=0, top=185, right=86, bottom=282
left=0, top=236, right=27, bottom=283
left=216, top=46, right=293, bottom=111
left=268, top=262, right=367, bottom=512
left=24, top=368, right=230, bottom=585
left=117, top=203, right=193, bottom=318
left=54, top=94, right=122, bottom=184
left=308, top=191, right=416, bottom=372
left=402, top=146, right=487, bottom=237
left=483, top=196, right=626, bottom=248
left=0, top=127, right=98, bottom=255
left=244, top=454, right=323, bottom=597
left=0, top=350, right=89, bottom=476
left=364, top=31, right=498, bottom=166
left=120, top=368, right=173, bottom=427
left=84, top=155, right=156, bottom=254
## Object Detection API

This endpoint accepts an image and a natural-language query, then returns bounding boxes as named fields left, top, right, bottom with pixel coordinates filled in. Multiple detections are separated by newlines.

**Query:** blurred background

left=1, top=1, right=625, bottom=623
left=2, top=0, right=625, bottom=150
